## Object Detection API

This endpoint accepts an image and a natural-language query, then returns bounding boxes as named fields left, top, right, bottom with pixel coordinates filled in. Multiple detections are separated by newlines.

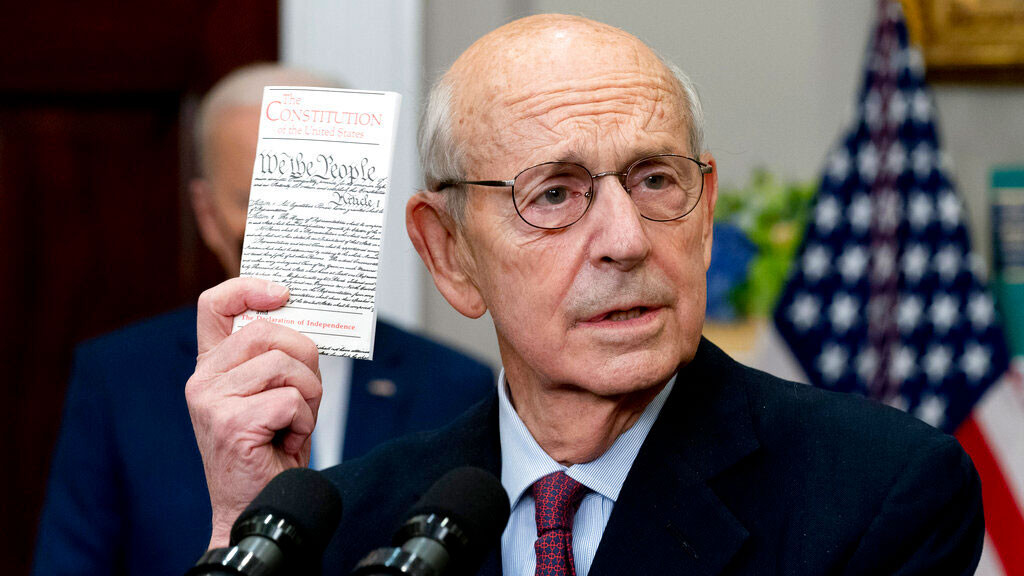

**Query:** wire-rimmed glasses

left=438, top=154, right=712, bottom=230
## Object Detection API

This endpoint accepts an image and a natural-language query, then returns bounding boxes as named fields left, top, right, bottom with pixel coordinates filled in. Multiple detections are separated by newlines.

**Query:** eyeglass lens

left=512, top=155, right=704, bottom=229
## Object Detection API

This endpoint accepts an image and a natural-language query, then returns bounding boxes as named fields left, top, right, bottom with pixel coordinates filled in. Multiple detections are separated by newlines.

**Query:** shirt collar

left=497, top=369, right=676, bottom=510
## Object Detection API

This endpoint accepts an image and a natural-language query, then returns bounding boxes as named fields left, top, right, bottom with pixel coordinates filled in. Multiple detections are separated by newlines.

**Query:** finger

left=210, top=348, right=323, bottom=414
left=197, top=320, right=320, bottom=379
left=196, top=277, right=290, bottom=354
left=248, top=386, right=317, bottom=456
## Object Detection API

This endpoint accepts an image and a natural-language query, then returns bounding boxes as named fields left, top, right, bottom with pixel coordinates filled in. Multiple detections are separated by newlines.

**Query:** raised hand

left=185, top=277, right=322, bottom=549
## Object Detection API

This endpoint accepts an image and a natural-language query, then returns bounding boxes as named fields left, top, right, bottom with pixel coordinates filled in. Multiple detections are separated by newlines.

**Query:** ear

left=190, top=178, right=235, bottom=274
left=406, top=192, right=487, bottom=318
left=699, top=153, right=718, bottom=271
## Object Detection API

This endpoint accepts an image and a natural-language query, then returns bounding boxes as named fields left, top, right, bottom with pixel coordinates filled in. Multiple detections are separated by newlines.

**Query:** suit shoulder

left=75, top=306, right=197, bottom=362
left=717, top=355, right=972, bottom=504
left=68, top=306, right=198, bottom=402
left=375, top=320, right=494, bottom=383
left=737, top=363, right=950, bottom=454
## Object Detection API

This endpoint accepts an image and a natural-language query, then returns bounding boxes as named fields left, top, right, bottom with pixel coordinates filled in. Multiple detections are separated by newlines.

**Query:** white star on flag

left=849, top=194, right=872, bottom=234
left=914, top=394, right=947, bottom=428
left=938, top=190, right=961, bottom=229
left=817, top=343, right=848, bottom=384
left=923, top=345, right=953, bottom=384
left=826, top=148, right=851, bottom=182
left=907, top=192, right=933, bottom=231
left=929, top=294, right=959, bottom=334
left=839, top=246, right=869, bottom=283
left=788, top=294, right=820, bottom=332
left=897, top=295, right=923, bottom=334
left=960, top=343, right=990, bottom=383
left=802, top=245, right=831, bottom=282
left=967, top=293, right=994, bottom=329
left=864, top=90, right=883, bottom=130
left=856, top=347, right=879, bottom=382
left=888, top=89, right=907, bottom=125
left=857, top=143, right=880, bottom=183
left=911, top=142, right=933, bottom=178
left=891, top=345, right=917, bottom=381
left=829, top=293, right=859, bottom=333
left=911, top=89, right=931, bottom=123
left=815, top=197, right=842, bottom=235
left=934, top=245, right=962, bottom=282
left=901, top=244, right=929, bottom=283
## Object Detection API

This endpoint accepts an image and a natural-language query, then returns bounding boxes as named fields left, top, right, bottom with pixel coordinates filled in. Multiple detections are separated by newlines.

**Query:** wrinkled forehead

left=449, top=16, right=689, bottom=171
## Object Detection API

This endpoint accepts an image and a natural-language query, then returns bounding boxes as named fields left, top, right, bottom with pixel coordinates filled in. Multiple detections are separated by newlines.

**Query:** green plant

left=715, top=169, right=817, bottom=317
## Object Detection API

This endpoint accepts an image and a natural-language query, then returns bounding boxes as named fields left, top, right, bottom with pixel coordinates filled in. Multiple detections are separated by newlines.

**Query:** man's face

left=195, top=105, right=260, bottom=277
left=451, top=24, right=717, bottom=397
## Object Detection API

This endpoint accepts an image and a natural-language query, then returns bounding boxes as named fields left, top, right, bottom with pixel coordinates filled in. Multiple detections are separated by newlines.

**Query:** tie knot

left=531, top=471, right=589, bottom=534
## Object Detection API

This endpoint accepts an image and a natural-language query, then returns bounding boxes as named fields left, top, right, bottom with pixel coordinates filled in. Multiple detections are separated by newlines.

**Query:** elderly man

left=32, top=64, right=494, bottom=576
left=188, top=16, right=983, bottom=575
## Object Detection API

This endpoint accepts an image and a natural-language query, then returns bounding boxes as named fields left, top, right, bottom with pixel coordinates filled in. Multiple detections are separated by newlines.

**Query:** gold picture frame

left=901, top=0, right=1024, bottom=82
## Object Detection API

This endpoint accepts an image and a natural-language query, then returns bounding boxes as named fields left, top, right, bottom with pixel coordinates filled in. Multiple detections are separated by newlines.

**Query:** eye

left=643, top=174, right=668, bottom=190
left=629, top=162, right=681, bottom=193
left=538, top=186, right=570, bottom=205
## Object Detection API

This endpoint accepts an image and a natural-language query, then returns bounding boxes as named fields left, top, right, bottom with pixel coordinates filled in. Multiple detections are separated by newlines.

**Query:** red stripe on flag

left=956, top=415, right=1024, bottom=575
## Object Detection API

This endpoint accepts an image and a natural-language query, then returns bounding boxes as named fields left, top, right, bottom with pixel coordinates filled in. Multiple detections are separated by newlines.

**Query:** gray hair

left=195, top=63, right=341, bottom=176
left=418, top=56, right=707, bottom=227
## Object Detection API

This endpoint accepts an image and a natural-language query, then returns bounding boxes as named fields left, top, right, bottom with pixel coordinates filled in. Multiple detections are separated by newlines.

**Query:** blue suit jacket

left=32, top=307, right=495, bottom=576
left=321, top=338, right=983, bottom=575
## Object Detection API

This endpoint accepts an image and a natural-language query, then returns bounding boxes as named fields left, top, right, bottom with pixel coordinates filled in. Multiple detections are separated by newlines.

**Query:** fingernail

left=267, top=283, right=289, bottom=299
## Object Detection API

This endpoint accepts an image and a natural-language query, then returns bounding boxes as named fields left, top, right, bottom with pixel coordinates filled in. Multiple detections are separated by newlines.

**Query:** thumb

left=196, top=277, right=290, bottom=354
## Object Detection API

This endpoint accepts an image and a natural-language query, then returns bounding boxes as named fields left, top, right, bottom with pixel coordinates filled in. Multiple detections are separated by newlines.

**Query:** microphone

left=187, top=467, right=343, bottom=576
left=351, top=466, right=509, bottom=576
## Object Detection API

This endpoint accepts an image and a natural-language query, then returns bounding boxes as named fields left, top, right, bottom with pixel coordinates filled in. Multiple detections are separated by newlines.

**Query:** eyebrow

left=554, top=147, right=588, bottom=165
left=553, top=145, right=681, bottom=168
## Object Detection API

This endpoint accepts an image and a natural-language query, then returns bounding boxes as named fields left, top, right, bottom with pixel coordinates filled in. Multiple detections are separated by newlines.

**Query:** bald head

left=419, top=15, right=705, bottom=222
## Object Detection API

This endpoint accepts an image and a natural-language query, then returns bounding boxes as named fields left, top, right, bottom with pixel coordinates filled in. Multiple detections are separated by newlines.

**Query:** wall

left=417, top=0, right=1024, bottom=371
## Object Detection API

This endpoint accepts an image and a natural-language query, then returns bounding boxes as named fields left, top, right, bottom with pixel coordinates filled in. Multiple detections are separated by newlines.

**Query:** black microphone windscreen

left=233, top=467, right=343, bottom=555
left=407, top=466, right=510, bottom=551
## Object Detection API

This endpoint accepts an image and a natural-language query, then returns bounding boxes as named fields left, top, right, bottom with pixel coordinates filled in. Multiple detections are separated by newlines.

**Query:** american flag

left=772, top=1, right=1022, bottom=572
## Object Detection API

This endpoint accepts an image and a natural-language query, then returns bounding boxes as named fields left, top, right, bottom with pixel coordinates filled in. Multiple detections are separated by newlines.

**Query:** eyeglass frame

left=435, top=153, right=714, bottom=230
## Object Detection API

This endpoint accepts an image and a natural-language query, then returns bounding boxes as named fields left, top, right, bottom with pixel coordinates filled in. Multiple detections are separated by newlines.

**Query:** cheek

left=653, top=224, right=708, bottom=312
left=473, top=229, right=584, bottom=332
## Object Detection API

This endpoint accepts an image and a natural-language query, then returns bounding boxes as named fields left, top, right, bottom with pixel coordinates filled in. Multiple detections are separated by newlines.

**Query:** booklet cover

left=232, top=86, right=402, bottom=360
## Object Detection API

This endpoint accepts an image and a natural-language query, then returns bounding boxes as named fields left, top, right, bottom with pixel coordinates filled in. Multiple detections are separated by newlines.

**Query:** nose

left=583, top=174, right=652, bottom=270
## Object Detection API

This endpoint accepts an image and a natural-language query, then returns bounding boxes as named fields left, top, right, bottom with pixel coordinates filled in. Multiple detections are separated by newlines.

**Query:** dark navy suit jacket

left=32, top=307, right=495, bottom=576
left=321, top=339, right=983, bottom=575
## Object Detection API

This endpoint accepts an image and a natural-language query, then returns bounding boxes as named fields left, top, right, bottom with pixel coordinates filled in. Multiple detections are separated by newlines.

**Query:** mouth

left=583, top=306, right=656, bottom=324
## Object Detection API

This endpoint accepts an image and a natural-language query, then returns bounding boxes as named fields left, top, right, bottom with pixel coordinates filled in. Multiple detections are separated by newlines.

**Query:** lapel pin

left=367, top=378, right=397, bottom=398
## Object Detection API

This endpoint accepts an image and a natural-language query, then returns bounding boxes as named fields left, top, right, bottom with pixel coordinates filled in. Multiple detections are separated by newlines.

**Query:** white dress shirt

left=497, top=370, right=675, bottom=576
left=310, top=354, right=353, bottom=470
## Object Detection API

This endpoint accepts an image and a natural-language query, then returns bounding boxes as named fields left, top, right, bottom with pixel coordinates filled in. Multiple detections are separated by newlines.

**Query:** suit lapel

left=590, top=339, right=759, bottom=576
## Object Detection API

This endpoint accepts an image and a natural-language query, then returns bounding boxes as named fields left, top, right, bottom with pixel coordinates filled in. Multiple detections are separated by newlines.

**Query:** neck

left=504, top=375, right=665, bottom=466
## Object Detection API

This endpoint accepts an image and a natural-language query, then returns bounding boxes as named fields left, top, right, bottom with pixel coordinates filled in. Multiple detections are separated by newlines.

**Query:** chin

left=567, top=346, right=683, bottom=397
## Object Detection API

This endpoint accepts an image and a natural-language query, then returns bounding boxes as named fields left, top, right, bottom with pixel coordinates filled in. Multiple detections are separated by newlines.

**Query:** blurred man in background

left=31, top=64, right=495, bottom=576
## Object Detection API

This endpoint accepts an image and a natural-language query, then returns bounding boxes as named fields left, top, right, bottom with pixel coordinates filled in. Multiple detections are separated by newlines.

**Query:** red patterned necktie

left=532, top=471, right=589, bottom=576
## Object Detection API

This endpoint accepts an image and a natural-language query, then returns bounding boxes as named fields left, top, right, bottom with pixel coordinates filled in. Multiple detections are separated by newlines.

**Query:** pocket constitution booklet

left=232, top=87, right=402, bottom=360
